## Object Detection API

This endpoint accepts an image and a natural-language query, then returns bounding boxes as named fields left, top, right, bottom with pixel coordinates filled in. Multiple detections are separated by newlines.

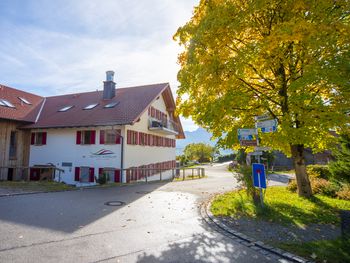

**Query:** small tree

left=329, top=133, right=350, bottom=183
left=184, top=143, right=216, bottom=163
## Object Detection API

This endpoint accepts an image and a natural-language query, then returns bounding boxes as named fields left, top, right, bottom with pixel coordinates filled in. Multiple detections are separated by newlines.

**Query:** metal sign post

left=257, top=169, right=264, bottom=207
left=252, top=163, right=266, bottom=207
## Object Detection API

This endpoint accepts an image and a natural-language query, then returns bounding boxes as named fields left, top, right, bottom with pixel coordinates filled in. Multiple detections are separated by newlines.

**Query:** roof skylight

left=0, top=99, right=15, bottom=108
left=104, top=102, right=119, bottom=108
left=18, top=97, right=32, bottom=105
left=58, top=106, right=74, bottom=112
left=83, top=103, right=98, bottom=110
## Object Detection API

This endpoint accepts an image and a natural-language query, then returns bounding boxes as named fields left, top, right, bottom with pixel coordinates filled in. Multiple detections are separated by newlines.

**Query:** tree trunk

left=290, top=144, right=312, bottom=198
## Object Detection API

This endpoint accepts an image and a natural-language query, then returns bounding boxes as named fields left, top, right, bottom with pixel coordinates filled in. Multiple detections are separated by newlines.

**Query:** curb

left=200, top=199, right=313, bottom=263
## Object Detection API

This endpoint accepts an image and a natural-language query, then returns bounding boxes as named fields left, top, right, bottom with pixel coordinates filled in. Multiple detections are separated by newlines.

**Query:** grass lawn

left=270, top=169, right=295, bottom=175
left=0, top=181, right=75, bottom=192
left=211, top=186, right=350, bottom=226
left=277, top=238, right=350, bottom=263
left=211, top=186, right=350, bottom=262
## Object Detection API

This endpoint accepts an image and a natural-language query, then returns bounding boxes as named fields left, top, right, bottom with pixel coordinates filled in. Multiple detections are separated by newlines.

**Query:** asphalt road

left=0, top=164, right=282, bottom=263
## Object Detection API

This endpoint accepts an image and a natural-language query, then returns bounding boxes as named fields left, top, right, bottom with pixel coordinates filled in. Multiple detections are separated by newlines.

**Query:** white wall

left=29, top=127, right=123, bottom=185
left=29, top=94, right=178, bottom=185
left=124, top=95, right=176, bottom=171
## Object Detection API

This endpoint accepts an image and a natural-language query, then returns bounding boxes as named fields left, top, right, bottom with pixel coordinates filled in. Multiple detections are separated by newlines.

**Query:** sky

left=0, top=0, right=199, bottom=131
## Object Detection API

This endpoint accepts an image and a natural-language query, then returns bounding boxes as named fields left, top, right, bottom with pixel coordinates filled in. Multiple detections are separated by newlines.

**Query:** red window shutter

left=135, top=131, right=139, bottom=145
left=89, top=167, right=95, bottom=182
left=100, top=130, right=105, bottom=144
left=90, top=131, right=96, bottom=144
left=76, top=131, right=81, bottom=144
left=42, top=132, right=47, bottom=145
left=139, top=132, right=142, bottom=145
left=98, top=168, right=104, bottom=177
left=114, top=169, right=120, bottom=182
left=148, top=107, right=151, bottom=116
left=31, top=133, right=35, bottom=145
left=74, top=167, right=80, bottom=181
left=151, top=107, right=155, bottom=117
left=116, top=129, right=121, bottom=144
left=127, top=130, right=130, bottom=144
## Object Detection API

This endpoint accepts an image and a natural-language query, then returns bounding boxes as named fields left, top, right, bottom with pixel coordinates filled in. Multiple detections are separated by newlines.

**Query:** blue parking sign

left=252, top=163, right=266, bottom=189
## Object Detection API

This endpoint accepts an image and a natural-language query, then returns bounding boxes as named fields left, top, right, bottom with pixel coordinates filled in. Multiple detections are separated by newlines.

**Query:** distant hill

left=176, top=128, right=233, bottom=156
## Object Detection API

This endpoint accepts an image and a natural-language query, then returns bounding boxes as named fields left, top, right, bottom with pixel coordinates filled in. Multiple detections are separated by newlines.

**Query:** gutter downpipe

left=113, top=127, right=124, bottom=183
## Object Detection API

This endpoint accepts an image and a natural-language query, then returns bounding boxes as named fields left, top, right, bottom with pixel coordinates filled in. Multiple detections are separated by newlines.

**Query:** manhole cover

left=136, top=191, right=151, bottom=194
left=104, top=201, right=125, bottom=206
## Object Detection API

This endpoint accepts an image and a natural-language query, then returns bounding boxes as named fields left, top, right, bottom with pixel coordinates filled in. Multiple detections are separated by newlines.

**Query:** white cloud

left=0, top=0, right=199, bottom=131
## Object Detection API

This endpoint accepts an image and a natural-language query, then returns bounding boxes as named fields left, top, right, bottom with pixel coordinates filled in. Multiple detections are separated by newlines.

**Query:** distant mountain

left=176, top=128, right=233, bottom=156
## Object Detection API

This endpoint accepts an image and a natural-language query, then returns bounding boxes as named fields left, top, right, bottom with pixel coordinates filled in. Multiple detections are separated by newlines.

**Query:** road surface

left=0, top=164, right=284, bottom=262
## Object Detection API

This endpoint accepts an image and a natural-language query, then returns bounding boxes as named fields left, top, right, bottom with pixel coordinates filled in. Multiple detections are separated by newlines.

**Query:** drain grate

left=135, top=191, right=151, bottom=194
left=104, top=201, right=125, bottom=206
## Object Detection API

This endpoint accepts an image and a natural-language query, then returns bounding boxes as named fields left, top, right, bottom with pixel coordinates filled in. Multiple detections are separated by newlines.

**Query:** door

left=30, top=168, right=41, bottom=181
left=7, top=168, right=14, bottom=181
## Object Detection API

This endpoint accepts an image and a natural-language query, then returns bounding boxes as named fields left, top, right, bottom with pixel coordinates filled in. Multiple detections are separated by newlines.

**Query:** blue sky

left=0, top=0, right=199, bottom=131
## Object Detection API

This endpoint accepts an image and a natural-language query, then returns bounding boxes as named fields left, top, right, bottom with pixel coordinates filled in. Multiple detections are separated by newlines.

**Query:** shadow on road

left=0, top=182, right=168, bottom=233
left=135, top=232, right=261, bottom=263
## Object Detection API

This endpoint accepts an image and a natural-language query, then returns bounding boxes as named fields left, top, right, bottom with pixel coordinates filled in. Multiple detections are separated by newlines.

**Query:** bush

left=234, top=165, right=260, bottom=204
left=329, top=133, right=350, bottom=183
left=96, top=172, right=108, bottom=185
left=287, top=179, right=297, bottom=192
left=307, top=165, right=331, bottom=180
left=311, top=178, right=340, bottom=197
left=336, top=184, right=350, bottom=200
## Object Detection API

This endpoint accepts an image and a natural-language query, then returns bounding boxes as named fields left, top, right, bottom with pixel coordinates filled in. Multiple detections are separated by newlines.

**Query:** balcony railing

left=148, top=117, right=179, bottom=135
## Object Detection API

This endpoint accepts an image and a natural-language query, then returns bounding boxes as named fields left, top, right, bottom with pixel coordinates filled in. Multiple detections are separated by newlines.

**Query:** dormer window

left=58, top=106, right=73, bottom=112
left=0, top=99, right=15, bottom=108
left=104, top=102, right=119, bottom=108
left=83, top=103, right=98, bottom=110
left=18, top=97, right=32, bottom=105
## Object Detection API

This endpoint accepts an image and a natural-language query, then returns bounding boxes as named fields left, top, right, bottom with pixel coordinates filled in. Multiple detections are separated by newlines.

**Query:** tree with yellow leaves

left=174, top=0, right=350, bottom=197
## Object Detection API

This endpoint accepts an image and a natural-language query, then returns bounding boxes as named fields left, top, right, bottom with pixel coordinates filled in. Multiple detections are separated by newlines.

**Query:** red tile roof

left=21, top=83, right=184, bottom=138
left=0, top=85, right=44, bottom=122
left=0, top=82, right=185, bottom=138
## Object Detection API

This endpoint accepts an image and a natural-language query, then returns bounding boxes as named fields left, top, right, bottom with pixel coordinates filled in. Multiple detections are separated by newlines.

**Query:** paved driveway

left=0, top=164, right=280, bottom=263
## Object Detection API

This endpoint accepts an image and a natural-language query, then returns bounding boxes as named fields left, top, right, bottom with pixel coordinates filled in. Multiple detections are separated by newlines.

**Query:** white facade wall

left=29, top=94, right=177, bottom=185
left=29, top=127, right=123, bottom=185
left=124, top=95, right=176, bottom=181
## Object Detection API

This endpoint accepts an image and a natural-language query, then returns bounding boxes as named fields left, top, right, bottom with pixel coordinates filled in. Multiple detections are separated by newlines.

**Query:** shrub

left=234, top=165, right=260, bottom=204
left=329, top=133, right=350, bottom=183
left=287, top=179, right=297, bottom=192
left=311, top=178, right=340, bottom=197
left=307, top=165, right=331, bottom=180
left=96, top=172, right=108, bottom=185
left=336, top=184, right=350, bottom=200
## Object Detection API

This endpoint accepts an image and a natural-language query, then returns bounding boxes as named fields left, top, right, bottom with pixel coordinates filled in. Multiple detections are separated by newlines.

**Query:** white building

left=24, top=71, right=184, bottom=185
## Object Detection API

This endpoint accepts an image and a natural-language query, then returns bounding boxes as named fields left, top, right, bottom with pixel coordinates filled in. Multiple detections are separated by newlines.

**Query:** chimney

left=103, top=71, right=116, bottom=99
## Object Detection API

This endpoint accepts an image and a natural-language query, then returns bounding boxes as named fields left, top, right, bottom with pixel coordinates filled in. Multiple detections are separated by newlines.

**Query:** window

left=99, top=168, right=120, bottom=183
left=58, top=106, right=73, bottom=112
left=100, top=129, right=121, bottom=144
left=9, top=131, right=17, bottom=159
left=31, top=132, right=47, bottom=145
left=104, top=102, right=119, bottom=108
left=83, top=103, right=98, bottom=110
left=74, top=167, right=94, bottom=182
left=76, top=130, right=96, bottom=145
left=18, top=97, right=31, bottom=105
left=80, top=167, right=90, bottom=183
left=127, top=130, right=138, bottom=145
left=0, top=99, right=15, bottom=108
